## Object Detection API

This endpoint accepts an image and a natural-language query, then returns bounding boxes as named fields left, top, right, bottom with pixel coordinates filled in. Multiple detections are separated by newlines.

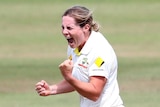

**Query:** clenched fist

left=59, top=59, right=73, bottom=80
left=35, top=80, right=51, bottom=96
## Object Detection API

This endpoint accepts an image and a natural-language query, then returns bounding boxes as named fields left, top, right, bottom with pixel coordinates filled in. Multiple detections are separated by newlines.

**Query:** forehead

left=62, top=16, right=76, bottom=26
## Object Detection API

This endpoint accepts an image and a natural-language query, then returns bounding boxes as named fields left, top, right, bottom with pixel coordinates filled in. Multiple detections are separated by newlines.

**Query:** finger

left=68, top=60, right=73, bottom=65
left=35, top=81, right=44, bottom=87
left=35, top=85, right=43, bottom=91
left=39, top=90, right=49, bottom=96
left=40, top=80, right=48, bottom=87
left=39, top=91, right=46, bottom=96
left=40, top=80, right=46, bottom=83
left=37, top=87, right=45, bottom=93
left=35, top=81, right=46, bottom=91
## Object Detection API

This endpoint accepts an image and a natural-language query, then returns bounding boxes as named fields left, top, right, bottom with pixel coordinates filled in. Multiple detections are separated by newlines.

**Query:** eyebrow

left=62, top=24, right=76, bottom=28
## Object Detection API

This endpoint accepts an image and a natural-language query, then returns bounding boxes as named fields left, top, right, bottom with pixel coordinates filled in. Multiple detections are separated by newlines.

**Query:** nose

left=62, top=28, right=69, bottom=37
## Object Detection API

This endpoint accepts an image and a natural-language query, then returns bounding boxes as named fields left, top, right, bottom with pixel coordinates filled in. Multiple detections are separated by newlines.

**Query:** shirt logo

left=94, top=57, right=104, bottom=67
left=78, top=57, right=89, bottom=69
left=68, top=55, right=72, bottom=60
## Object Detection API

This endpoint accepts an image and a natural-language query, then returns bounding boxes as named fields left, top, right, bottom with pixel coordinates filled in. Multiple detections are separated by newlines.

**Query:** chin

left=69, top=44, right=76, bottom=48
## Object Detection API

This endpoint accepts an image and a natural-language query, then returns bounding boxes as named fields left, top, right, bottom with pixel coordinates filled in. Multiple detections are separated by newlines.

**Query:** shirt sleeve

left=88, top=56, right=109, bottom=79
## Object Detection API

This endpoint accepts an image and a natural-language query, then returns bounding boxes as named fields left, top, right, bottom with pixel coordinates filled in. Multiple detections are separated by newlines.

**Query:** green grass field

left=0, top=0, right=160, bottom=107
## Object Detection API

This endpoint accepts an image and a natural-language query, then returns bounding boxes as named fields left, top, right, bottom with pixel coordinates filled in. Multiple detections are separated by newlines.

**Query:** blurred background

left=0, top=0, right=160, bottom=107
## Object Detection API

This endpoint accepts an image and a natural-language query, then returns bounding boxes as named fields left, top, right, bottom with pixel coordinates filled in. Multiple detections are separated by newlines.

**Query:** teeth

left=67, top=38, right=73, bottom=43
left=66, top=37, right=71, bottom=41
left=67, top=38, right=71, bottom=40
left=66, top=36, right=71, bottom=39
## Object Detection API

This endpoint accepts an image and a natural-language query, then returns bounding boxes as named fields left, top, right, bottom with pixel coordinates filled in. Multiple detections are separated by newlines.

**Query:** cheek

left=74, top=32, right=83, bottom=41
left=71, top=28, right=84, bottom=43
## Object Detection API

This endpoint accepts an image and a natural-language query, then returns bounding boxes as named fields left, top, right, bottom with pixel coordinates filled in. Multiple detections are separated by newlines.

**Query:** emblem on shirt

left=78, top=57, right=89, bottom=69
left=68, top=55, right=72, bottom=60
left=94, top=57, right=104, bottom=68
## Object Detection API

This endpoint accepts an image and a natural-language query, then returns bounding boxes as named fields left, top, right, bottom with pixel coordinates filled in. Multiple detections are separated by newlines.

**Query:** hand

left=35, top=80, right=51, bottom=96
left=59, top=59, right=73, bottom=80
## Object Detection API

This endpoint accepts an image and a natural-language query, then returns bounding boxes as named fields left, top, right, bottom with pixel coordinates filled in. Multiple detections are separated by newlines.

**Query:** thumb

left=41, top=80, right=49, bottom=90
left=69, top=59, right=73, bottom=65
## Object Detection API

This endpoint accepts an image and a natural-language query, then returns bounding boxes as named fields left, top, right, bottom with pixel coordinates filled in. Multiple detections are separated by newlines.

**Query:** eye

left=61, top=26, right=64, bottom=30
left=67, top=26, right=73, bottom=30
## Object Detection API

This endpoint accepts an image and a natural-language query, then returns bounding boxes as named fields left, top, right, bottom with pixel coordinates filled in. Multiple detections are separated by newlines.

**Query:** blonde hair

left=62, top=6, right=99, bottom=32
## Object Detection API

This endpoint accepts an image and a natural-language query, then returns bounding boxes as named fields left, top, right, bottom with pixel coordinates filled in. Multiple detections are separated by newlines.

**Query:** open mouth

left=67, top=38, right=74, bottom=44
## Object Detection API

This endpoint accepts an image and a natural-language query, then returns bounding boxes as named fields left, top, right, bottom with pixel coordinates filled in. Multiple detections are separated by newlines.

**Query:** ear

left=83, top=24, right=90, bottom=32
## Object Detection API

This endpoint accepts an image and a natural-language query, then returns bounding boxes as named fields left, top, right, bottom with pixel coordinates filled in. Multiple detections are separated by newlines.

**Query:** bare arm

left=67, top=76, right=106, bottom=101
left=50, top=79, right=75, bottom=95
left=35, top=79, right=75, bottom=96
left=59, top=59, right=107, bottom=101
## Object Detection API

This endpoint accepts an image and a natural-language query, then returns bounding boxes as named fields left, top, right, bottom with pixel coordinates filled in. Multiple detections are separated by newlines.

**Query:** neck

left=78, top=31, right=91, bottom=52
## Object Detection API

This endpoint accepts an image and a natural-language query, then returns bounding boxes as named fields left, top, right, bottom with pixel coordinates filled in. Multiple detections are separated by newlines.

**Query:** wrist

left=65, top=74, right=73, bottom=82
left=65, top=75, right=75, bottom=84
left=49, top=85, right=57, bottom=95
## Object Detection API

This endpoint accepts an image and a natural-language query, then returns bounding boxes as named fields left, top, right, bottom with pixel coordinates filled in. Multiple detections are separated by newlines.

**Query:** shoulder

left=91, top=31, right=112, bottom=52
left=91, top=31, right=109, bottom=45
left=91, top=32, right=116, bottom=61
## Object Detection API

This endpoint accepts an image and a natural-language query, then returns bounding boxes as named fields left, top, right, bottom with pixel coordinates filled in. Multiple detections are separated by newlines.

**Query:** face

left=62, top=16, right=89, bottom=50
